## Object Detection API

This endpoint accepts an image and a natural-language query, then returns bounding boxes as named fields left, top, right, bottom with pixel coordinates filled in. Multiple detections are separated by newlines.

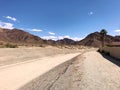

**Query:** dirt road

left=0, top=53, right=80, bottom=90
left=20, top=51, right=120, bottom=90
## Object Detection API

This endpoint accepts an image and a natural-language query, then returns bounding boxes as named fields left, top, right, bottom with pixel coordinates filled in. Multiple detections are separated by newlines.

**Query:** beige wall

left=103, top=47, right=120, bottom=59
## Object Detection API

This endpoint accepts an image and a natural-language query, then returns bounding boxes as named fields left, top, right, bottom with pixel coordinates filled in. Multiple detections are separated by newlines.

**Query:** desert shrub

left=5, top=43, right=18, bottom=48
left=39, top=44, right=45, bottom=47
left=0, top=42, right=3, bottom=45
left=104, top=51, right=110, bottom=56
left=98, top=49, right=110, bottom=56
left=0, top=46, right=4, bottom=48
left=101, top=50, right=105, bottom=53
left=97, top=49, right=100, bottom=52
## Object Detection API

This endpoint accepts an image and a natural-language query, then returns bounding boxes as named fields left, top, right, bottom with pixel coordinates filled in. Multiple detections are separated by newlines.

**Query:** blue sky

left=0, top=0, right=120, bottom=40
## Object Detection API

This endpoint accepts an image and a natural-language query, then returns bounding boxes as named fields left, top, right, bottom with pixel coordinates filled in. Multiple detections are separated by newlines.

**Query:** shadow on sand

left=99, top=52, right=120, bottom=67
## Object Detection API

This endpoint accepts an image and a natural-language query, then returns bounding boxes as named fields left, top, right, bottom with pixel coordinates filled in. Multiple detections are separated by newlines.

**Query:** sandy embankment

left=0, top=46, right=83, bottom=66
left=20, top=51, right=120, bottom=90
left=0, top=46, right=83, bottom=90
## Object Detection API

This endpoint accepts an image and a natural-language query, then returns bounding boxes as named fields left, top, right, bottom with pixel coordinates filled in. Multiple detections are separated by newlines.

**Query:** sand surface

left=0, top=52, right=80, bottom=90
left=0, top=46, right=83, bottom=66
left=20, top=51, right=120, bottom=90
left=0, top=46, right=84, bottom=90
left=0, top=47, right=120, bottom=90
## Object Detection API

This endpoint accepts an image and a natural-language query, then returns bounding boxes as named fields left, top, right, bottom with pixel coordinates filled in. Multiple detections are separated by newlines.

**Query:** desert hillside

left=78, top=32, right=120, bottom=47
left=0, top=28, right=120, bottom=47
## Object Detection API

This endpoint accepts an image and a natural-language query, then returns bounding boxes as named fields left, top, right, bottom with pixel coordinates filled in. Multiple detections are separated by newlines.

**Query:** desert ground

left=0, top=46, right=120, bottom=90
left=0, top=46, right=85, bottom=66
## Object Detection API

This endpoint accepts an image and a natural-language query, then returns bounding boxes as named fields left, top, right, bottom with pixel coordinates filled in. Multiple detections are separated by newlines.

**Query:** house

left=104, top=42, right=120, bottom=59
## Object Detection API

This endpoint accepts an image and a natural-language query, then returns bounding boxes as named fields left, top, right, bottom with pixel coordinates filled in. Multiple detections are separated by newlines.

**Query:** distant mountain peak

left=78, top=32, right=120, bottom=47
left=0, top=28, right=44, bottom=44
left=0, top=28, right=119, bottom=47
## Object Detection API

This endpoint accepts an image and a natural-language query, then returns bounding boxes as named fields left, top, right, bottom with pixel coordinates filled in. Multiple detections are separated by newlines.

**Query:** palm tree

left=100, top=29, right=107, bottom=48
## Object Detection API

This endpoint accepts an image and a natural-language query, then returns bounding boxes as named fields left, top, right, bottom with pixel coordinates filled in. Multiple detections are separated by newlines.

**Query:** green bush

left=5, top=43, right=18, bottom=48
left=98, top=49, right=110, bottom=56
left=39, top=44, right=45, bottom=47
left=97, top=49, right=100, bottom=52
left=104, top=51, right=110, bottom=56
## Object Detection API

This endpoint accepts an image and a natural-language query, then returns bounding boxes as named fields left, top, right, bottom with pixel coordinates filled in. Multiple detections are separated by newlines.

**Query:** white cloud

left=115, top=30, right=120, bottom=32
left=48, top=32, right=55, bottom=35
left=0, top=21, right=14, bottom=29
left=64, top=35, right=70, bottom=38
left=41, top=35, right=83, bottom=41
left=88, top=12, right=94, bottom=15
left=6, top=16, right=17, bottom=21
left=31, top=29, right=43, bottom=32
left=115, top=30, right=120, bottom=35
left=57, top=35, right=71, bottom=40
left=61, top=35, right=83, bottom=41
left=41, top=36, right=57, bottom=40
left=70, top=37, right=83, bottom=41
left=19, top=28, right=25, bottom=30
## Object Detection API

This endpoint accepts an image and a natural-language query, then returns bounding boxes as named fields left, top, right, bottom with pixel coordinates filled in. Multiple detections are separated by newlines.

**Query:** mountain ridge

left=0, top=28, right=120, bottom=47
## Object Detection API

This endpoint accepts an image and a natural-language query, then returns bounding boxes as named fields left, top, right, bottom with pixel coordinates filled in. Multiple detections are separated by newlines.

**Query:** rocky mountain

left=0, top=28, right=78, bottom=46
left=0, top=28, right=120, bottom=47
left=0, top=28, right=44, bottom=45
left=56, top=38, right=77, bottom=45
left=78, top=32, right=120, bottom=47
